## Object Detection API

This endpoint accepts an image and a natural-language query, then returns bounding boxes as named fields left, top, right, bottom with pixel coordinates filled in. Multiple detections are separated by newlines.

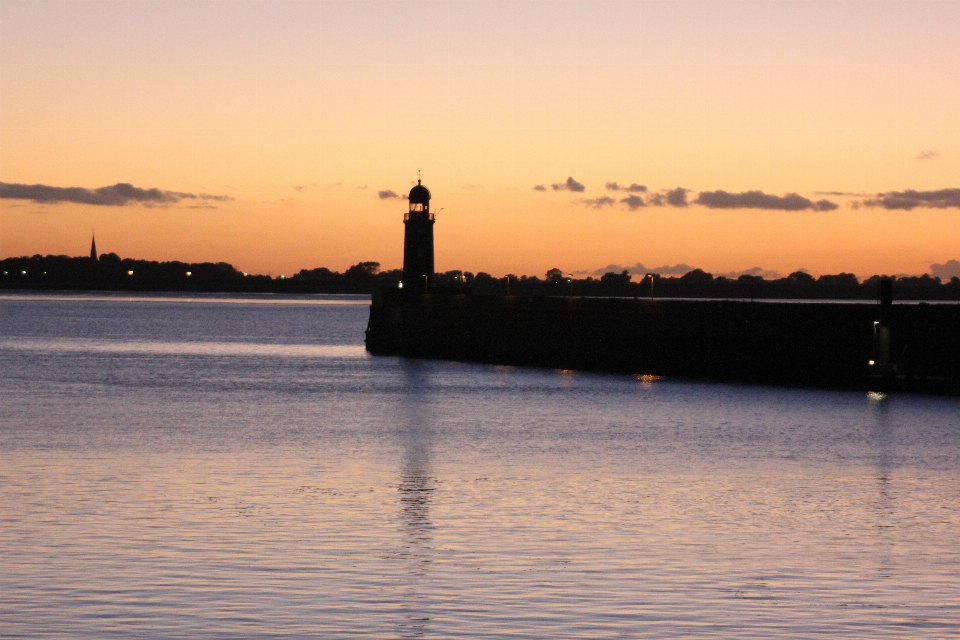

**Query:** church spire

left=90, top=233, right=98, bottom=262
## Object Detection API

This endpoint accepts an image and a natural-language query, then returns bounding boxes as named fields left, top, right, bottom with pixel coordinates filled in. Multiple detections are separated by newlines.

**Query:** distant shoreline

left=6, top=290, right=960, bottom=307
left=4, top=253, right=960, bottom=300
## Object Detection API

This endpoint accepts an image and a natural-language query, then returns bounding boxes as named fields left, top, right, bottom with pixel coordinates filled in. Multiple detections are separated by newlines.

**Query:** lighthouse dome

left=408, top=180, right=431, bottom=205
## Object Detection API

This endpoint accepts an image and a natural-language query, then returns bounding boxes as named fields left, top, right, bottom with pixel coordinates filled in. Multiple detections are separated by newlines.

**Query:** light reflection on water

left=0, top=292, right=371, bottom=305
left=0, top=337, right=367, bottom=358
left=395, top=362, right=436, bottom=638
left=1, top=294, right=959, bottom=638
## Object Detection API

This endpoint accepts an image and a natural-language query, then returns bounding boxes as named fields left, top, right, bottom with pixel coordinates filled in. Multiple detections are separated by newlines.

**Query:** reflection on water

left=1, top=294, right=959, bottom=638
left=0, top=292, right=371, bottom=305
left=869, top=393, right=896, bottom=576
left=395, top=361, right=436, bottom=637
left=0, top=337, right=367, bottom=358
left=869, top=392, right=895, bottom=479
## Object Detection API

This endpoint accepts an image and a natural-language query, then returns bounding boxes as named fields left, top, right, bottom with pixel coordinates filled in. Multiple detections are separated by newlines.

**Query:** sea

left=1, top=292, right=958, bottom=638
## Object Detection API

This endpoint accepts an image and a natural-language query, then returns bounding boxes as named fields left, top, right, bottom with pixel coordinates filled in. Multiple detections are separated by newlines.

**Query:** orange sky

left=2, top=0, right=959, bottom=279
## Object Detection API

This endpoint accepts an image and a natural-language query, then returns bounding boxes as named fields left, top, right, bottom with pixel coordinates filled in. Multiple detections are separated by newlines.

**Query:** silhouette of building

left=90, top=234, right=98, bottom=262
left=402, top=179, right=434, bottom=291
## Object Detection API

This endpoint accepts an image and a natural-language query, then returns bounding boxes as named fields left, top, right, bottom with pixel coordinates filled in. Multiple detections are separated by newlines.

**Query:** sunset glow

left=2, top=0, right=959, bottom=278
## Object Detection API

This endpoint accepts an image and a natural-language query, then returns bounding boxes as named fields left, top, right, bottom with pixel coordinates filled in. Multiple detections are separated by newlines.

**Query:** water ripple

left=0, top=337, right=367, bottom=358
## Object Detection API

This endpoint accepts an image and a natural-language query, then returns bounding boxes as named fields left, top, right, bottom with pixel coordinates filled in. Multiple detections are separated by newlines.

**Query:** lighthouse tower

left=402, top=179, right=434, bottom=291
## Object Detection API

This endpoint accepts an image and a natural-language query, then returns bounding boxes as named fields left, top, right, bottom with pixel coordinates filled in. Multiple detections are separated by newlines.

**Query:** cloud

left=666, top=187, right=689, bottom=207
left=605, top=182, right=647, bottom=193
left=620, top=194, right=645, bottom=210
left=861, top=188, right=960, bottom=210
left=715, top=266, right=783, bottom=279
left=647, top=189, right=690, bottom=207
left=592, top=263, right=778, bottom=279
left=533, top=184, right=547, bottom=191
left=0, top=182, right=232, bottom=206
left=931, top=259, right=960, bottom=280
left=551, top=177, right=585, bottom=192
left=378, top=190, right=399, bottom=199
left=592, top=262, right=694, bottom=277
left=650, top=263, right=695, bottom=276
left=695, top=190, right=837, bottom=211
left=917, top=150, right=940, bottom=161
left=581, top=196, right=615, bottom=208
left=592, top=264, right=629, bottom=275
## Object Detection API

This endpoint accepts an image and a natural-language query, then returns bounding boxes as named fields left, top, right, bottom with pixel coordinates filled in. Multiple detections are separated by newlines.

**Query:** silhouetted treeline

left=447, top=268, right=960, bottom=301
left=3, top=254, right=960, bottom=299
left=0, top=254, right=400, bottom=293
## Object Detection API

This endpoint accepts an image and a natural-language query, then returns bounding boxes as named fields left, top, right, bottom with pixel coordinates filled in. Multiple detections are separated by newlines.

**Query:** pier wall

left=366, top=291, right=960, bottom=393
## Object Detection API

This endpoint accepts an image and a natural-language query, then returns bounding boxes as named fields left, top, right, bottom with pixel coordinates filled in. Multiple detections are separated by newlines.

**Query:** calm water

left=1, top=292, right=958, bottom=638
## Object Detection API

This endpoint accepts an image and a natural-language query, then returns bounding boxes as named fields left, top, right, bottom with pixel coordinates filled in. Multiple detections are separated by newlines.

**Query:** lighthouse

left=402, top=179, right=435, bottom=291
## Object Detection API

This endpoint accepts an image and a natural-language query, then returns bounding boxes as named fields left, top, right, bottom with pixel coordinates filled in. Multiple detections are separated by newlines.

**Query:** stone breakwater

left=366, top=290, right=960, bottom=394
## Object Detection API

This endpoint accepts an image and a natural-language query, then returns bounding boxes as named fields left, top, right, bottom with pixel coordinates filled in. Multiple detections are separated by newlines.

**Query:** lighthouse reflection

left=394, top=360, right=437, bottom=635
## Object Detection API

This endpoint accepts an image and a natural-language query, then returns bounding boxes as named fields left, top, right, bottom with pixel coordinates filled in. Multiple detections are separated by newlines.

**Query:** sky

left=2, top=0, right=959, bottom=279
